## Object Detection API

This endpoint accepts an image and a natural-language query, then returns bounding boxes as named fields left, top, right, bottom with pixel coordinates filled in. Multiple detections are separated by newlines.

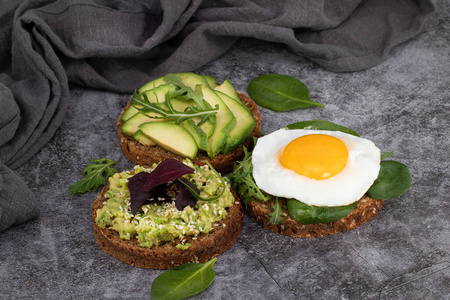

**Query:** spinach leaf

left=381, top=151, right=394, bottom=160
left=247, top=74, right=324, bottom=111
left=367, top=160, right=411, bottom=199
left=283, top=120, right=359, bottom=137
left=268, top=198, right=284, bottom=225
left=287, top=199, right=356, bottom=224
left=151, top=257, right=217, bottom=300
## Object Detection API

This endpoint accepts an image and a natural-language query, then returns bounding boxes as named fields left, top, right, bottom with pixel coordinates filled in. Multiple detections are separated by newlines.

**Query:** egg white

left=252, top=129, right=381, bottom=207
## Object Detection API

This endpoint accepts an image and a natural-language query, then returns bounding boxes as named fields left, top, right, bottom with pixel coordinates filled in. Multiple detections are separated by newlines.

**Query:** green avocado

left=201, top=86, right=236, bottom=158
left=133, top=130, right=156, bottom=146
left=215, top=91, right=255, bottom=154
left=138, top=72, right=210, bottom=93
left=214, top=79, right=242, bottom=103
left=167, top=97, right=215, bottom=142
left=95, top=161, right=235, bottom=248
left=139, top=122, right=198, bottom=159
left=122, top=84, right=177, bottom=122
left=203, top=75, right=218, bottom=89
left=121, top=111, right=168, bottom=137
left=180, top=119, right=210, bottom=152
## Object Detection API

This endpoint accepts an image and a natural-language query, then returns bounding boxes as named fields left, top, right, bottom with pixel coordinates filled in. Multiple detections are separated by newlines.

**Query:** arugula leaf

left=130, top=91, right=218, bottom=126
left=68, top=158, right=117, bottom=197
left=283, top=119, right=359, bottom=137
left=381, top=151, right=394, bottom=160
left=230, top=144, right=269, bottom=207
left=287, top=199, right=357, bottom=224
left=151, top=257, right=217, bottom=300
left=268, top=198, right=284, bottom=225
left=367, top=160, right=411, bottom=199
left=247, top=74, right=324, bottom=111
left=163, top=74, right=212, bottom=112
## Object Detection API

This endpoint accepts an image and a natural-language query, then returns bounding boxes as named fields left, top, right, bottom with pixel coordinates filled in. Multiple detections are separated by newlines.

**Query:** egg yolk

left=280, top=134, right=348, bottom=180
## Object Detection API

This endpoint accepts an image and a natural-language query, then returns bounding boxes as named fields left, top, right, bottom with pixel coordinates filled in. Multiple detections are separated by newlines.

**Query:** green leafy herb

left=247, top=74, right=324, bottom=111
left=178, top=161, right=227, bottom=202
left=230, top=144, right=269, bottom=207
left=150, top=257, right=217, bottom=300
left=68, top=158, right=117, bottom=197
left=269, top=198, right=284, bottom=225
left=287, top=199, right=357, bottom=224
left=163, top=74, right=212, bottom=112
left=367, top=160, right=411, bottom=199
left=381, top=151, right=394, bottom=160
left=283, top=119, right=359, bottom=137
left=131, top=90, right=218, bottom=126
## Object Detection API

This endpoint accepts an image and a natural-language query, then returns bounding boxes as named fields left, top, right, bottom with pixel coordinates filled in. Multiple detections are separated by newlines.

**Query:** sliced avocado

left=197, top=118, right=215, bottom=138
left=138, top=72, right=210, bottom=94
left=181, top=119, right=210, bottom=151
left=138, top=77, right=167, bottom=93
left=201, top=86, right=236, bottom=158
left=122, top=84, right=178, bottom=122
left=215, top=91, right=255, bottom=154
left=121, top=112, right=168, bottom=137
left=133, top=130, right=156, bottom=146
left=214, top=80, right=242, bottom=103
left=141, top=84, right=177, bottom=103
left=139, top=122, right=198, bottom=159
left=169, top=97, right=216, bottom=138
left=203, top=75, right=218, bottom=89
left=167, top=72, right=211, bottom=90
left=121, top=105, right=141, bottom=122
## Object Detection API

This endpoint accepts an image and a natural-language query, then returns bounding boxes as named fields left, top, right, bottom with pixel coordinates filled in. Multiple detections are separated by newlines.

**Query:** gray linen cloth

left=0, top=0, right=435, bottom=232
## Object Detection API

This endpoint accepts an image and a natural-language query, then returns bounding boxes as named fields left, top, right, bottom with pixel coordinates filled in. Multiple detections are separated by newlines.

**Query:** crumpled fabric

left=0, top=0, right=435, bottom=231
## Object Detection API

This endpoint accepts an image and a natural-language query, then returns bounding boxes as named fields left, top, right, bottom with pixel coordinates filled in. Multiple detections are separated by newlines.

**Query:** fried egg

left=252, top=129, right=380, bottom=207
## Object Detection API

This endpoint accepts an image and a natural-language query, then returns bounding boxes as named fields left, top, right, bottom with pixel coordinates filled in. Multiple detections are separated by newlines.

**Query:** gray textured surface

left=1, top=1, right=449, bottom=299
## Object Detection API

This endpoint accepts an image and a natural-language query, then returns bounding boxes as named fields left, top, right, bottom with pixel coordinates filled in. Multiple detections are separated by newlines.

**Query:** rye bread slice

left=245, top=195, right=384, bottom=238
left=92, top=185, right=244, bottom=269
left=117, top=92, right=261, bottom=174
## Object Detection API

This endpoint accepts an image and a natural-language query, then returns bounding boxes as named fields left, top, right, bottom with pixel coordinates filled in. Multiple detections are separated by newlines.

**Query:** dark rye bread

left=92, top=186, right=244, bottom=269
left=246, top=195, right=384, bottom=238
left=117, top=92, right=261, bottom=174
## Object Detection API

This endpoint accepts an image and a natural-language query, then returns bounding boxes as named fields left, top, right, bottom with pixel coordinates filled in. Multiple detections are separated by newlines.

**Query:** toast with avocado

left=117, top=72, right=261, bottom=174
left=92, top=159, right=244, bottom=269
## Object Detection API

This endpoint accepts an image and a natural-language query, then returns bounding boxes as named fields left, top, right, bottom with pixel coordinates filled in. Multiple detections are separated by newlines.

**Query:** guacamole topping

left=95, top=159, right=234, bottom=248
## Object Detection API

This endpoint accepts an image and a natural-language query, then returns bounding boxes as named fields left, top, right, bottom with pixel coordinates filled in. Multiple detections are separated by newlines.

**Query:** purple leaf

left=142, top=160, right=195, bottom=192
left=128, top=160, right=195, bottom=216
left=174, top=178, right=199, bottom=210
left=128, top=172, right=153, bottom=216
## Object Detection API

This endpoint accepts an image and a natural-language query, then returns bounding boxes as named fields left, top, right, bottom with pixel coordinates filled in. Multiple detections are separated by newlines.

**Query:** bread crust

left=92, top=185, right=244, bottom=269
left=245, top=195, right=384, bottom=238
left=117, top=92, right=261, bottom=174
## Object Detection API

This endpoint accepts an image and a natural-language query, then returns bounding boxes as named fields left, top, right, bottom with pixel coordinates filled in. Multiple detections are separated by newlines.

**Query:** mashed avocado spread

left=95, top=159, right=234, bottom=248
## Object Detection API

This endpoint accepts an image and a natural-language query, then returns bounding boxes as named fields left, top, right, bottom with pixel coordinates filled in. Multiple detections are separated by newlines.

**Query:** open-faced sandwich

left=117, top=72, right=261, bottom=174
left=232, top=120, right=411, bottom=238
left=92, top=159, right=243, bottom=269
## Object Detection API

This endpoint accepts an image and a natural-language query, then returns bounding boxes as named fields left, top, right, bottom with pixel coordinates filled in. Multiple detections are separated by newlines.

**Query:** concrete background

left=1, top=0, right=449, bottom=299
